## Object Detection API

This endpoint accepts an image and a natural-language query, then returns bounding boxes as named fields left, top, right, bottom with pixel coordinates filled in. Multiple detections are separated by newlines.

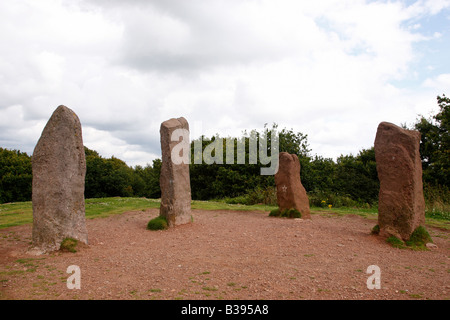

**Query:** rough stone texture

left=159, top=117, right=192, bottom=227
left=274, top=152, right=311, bottom=219
left=31, top=105, right=88, bottom=253
left=374, top=121, right=426, bottom=241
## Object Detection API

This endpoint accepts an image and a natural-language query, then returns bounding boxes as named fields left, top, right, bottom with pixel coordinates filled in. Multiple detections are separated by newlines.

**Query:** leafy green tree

left=84, top=147, right=135, bottom=198
left=132, top=159, right=161, bottom=198
left=414, top=94, right=449, bottom=187
left=333, top=148, right=378, bottom=204
left=0, top=148, right=32, bottom=203
left=300, top=155, right=336, bottom=193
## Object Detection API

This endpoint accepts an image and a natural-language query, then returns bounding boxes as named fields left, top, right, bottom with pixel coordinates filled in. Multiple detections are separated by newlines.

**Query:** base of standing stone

left=160, top=204, right=192, bottom=227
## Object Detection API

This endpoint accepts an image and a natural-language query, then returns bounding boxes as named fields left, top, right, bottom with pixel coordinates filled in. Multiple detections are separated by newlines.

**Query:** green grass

left=386, top=236, right=406, bottom=249
left=85, top=197, right=160, bottom=219
left=147, top=216, right=168, bottom=231
left=312, top=206, right=379, bottom=218
left=192, top=200, right=276, bottom=212
left=60, top=238, right=78, bottom=253
left=405, top=226, right=433, bottom=249
left=0, top=201, right=33, bottom=228
left=386, top=226, right=433, bottom=250
left=0, top=197, right=160, bottom=229
left=1, top=197, right=448, bottom=230
left=269, top=208, right=302, bottom=218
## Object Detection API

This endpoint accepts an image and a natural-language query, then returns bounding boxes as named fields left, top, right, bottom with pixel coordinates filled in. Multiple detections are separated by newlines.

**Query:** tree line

left=1, top=95, right=448, bottom=209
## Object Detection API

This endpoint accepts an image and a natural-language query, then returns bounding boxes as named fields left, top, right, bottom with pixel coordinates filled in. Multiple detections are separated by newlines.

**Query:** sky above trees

left=0, top=0, right=449, bottom=166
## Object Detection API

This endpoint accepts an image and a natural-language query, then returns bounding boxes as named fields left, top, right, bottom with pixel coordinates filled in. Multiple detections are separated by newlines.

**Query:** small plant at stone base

left=385, top=226, right=433, bottom=250
left=282, top=209, right=301, bottom=219
left=60, top=238, right=78, bottom=253
left=371, top=225, right=380, bottom=235
left=405, top=226, right=432, bottom=249
left=386, top=236, right=406, bottom=249
left=269, top=209, right=281, bottom=217
left=268, top=208, right=301, bottom=219
left=147, top=216, right=168, bottom=231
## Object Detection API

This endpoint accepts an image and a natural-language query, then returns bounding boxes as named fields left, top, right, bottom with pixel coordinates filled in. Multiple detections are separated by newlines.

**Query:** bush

left=423, top=183, right=450, bottom=218
left=269, top=208, right=280, bottom=217
left=308, top=190, right=360, bottom=208
left=246, top=186, right=277, bottom=206
left=223, top=195, right=250, bottom=205
left=147, top=216, right=168, bottom=231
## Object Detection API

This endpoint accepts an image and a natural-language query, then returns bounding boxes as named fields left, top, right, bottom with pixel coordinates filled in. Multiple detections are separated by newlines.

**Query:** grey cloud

left=85, top=0, right=299, bottom=74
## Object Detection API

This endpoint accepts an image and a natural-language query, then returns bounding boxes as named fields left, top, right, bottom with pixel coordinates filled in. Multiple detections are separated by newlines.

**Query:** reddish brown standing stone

left=274, top=152, right=311, bottom=219
left=374, top=122, right=425, bottom=241
left=31, top=105, right=88, bottom=254
left=159, top=117, right=192, bottom=227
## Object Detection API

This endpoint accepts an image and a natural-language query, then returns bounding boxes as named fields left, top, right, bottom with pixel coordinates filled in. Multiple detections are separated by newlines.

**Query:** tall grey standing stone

left=374, top=122, right=425, bottom=241
left=159, top=117, right=192, bottom=227
left=31, top=105, right=88, bottom=253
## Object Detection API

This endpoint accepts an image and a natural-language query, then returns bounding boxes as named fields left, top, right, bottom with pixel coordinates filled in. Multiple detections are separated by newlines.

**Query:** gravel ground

left=0, top=208, right=449, bottom=300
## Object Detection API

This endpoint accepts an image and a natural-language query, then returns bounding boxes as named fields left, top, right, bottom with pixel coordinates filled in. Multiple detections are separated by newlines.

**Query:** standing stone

left=274, top=152, right=311, bottom=219
left=374, top=122, right=425, bottom=241
left=159, top=117, right=192, bottom=227
left=31, top=105, right=88, bottom=253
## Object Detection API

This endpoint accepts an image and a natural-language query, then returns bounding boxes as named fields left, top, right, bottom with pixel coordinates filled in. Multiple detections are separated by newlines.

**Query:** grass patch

left=269, top=208, right=302, bottom=218
left=60, top=238, right=78, bottom=253
left=1, top=197, right=448, bottom=230
left=85, top=197, right=160, bottom=219
left=312, top=206, right=378, bottom=219
left=386, top=236, right=406, bottom=249
left=193, top=200, right=276, bottom=212
left=405, top=226, right=432, bottom=249
left=385, top=226, right=433, bottom=250
left=146, top=216, right=168, bottom=231
left=0, top=201, right=33, bottom=228
left=0, top=197, right=160, bottom=229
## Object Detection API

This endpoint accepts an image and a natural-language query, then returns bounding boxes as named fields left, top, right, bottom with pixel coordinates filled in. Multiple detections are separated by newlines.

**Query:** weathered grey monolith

left=159, top=117, right=192, bottom=227
left=274, top=152, right=311, bottom=219
left=31, top=105, right=88, bottom=253
left=374, top=122, right=426, bottom=241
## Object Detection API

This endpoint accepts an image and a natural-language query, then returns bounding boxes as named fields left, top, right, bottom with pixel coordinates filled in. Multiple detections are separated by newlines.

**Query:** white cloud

left=0, top=0, right=449, bottom=166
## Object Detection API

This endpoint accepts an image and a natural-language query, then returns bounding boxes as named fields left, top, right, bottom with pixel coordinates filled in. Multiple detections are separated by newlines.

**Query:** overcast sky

left=0, top=0, right=449, bottom=167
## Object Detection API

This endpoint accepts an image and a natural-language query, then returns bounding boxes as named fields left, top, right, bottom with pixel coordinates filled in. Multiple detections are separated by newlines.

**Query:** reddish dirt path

left=1, top=209, right=449, bottom=300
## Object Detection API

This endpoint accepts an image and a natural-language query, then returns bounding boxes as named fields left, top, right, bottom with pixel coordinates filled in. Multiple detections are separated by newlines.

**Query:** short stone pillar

left=159, top=117, right=192, bottom=227
left=374, top=122, right=426, bottom=241
left=31, top=105, right=88, bottom=253
left=274, top=152, right=311, bottom=219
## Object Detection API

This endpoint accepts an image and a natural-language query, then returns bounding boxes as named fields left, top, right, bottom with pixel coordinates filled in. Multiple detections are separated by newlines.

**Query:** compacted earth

left=0, top=209, right=449, bottom=300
